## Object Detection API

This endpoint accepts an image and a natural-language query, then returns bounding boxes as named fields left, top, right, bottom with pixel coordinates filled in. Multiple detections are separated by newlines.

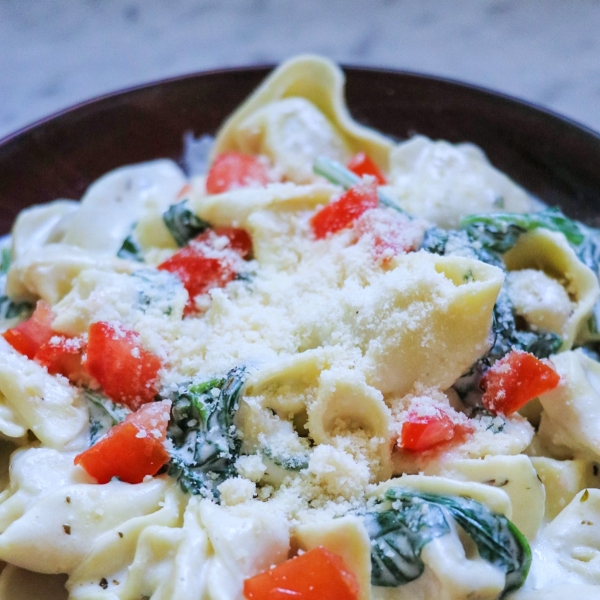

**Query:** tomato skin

left=74, top=400, right=171, bottom=484
left=2, top=300, right=54, bottom=359
left=399, top=410, right=457, bottom=451
left=36, top=335, right=89, bottom=385
left=206, top=152, right=270, bottom=194
left=207, top=227, right=253, bottom=258
left=158, top=227, right=252, bottom=312
left=353, top=209, right=419, bottom=263
left=84, top=322, right=162, bottom=411
left=347, top=152, right=387, bottom=185
left=311, top=180, right=378, bottom=239
left=159, top=249, right=235, bottom=301
left=481, top=350, right=560, bottom=415
left=243, top=546, right=359, bottom=600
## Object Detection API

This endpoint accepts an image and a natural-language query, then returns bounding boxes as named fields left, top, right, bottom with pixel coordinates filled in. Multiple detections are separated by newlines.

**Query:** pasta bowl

left=2, top=58, right=600, bottom=600
left=2, top=64, right=600, bottom=231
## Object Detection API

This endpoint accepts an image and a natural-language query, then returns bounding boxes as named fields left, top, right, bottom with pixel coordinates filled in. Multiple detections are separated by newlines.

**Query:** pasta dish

left=0, top=56, right=599, bottom=599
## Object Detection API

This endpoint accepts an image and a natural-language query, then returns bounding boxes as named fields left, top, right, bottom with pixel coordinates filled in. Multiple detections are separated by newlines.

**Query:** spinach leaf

left=421, top=227, right=502, bottom=267
left=0, top=248, right=33, bottom=321
left=162, top=200, right=211, bottom=247
left=460, top=208, right=586, bottom=251
left=383, top=488, right=531, bottom=595
left=262, top=447, right=309, bottom=471
left=165, top=366, right=246, bottom=498
left=83, top=389, right=130, bottom=444
left=489, top=286, right=562, bottom=362
left=364, top=498, right=450, bottom=586
left=117, top=232, right=144, bottom=262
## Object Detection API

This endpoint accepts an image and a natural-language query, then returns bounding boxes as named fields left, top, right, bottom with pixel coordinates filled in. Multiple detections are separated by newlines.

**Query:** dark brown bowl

left=2, top=65, right=600, bottom=234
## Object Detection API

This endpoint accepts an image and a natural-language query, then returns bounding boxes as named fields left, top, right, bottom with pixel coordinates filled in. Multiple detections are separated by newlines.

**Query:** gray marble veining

left=1, top=0, right=600, bottom=140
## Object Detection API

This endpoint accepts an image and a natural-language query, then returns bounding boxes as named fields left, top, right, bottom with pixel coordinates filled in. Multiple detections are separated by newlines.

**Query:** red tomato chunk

left=2, top=300, right=54, bottom=359
left=311, top=180, right=378, bottom=239
left=347, top=152, right=387, bottom=185
left=353, top=209, right=419, bottom=262
left=399, top=410, right=457, bottom=451
left=75, top=401, right=171, bottom=484
left=36, top=335, right=88, bottom=385
left=84, top=322, right=162, bottom=411
left=481, top=349, right=560, bottom=415
left=243, top=546, right=359, bottom=600
left=158, top=227, right=252, bottom=313
left=206, top=152, right=270, bottom=194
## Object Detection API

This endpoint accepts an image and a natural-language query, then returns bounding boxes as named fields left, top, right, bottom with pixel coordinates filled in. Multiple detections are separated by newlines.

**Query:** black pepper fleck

left=62, top=525, right=71, bottom=535
left=118, top=531, right=123, bottom=538
left=65, top=496, right=71, bottom=504
left=99, top=578, right=108, bottom=589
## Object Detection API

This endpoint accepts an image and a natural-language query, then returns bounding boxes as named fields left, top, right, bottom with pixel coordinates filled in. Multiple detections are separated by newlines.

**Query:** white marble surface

left=2, top=0, right=600, bottom=139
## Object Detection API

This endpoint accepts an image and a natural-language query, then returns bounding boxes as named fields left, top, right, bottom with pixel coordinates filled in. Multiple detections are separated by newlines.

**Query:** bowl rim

left=3, top=62, right=599, bottom=148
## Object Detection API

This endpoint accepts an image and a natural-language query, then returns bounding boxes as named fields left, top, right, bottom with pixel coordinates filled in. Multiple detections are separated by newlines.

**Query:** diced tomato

left=311, top=180, right=378, bottom=239
left=35, top=335, right=89, bottom=385
left=243, top=546, right=359, bottom=600
left=74, top=400, right=171, bottom=484
left=2, top=300, right=54, bottom=359
left=481, top=350, right=560, bottom=416
left=347, top=152, right=387, bottom=185
left=84, top=322, right=162, bottom=411
left=160, top=249, right=234, bottom=304
left=399, top=410, right=457, bottom=451
left=158, top=226, right=252, bottom=312
left=198, top=227, right=253, bottom=258
left=206, top=152, right=270, bottom=194
left=353, top=209, right=419, bottom=262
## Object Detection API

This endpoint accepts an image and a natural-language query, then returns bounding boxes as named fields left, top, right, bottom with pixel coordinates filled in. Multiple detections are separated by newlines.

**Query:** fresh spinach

left=262, top=447, right=309, bottom=471
left=83, top=389, right=130, bottom=444
left=460, top=208, right=585, bottom=251
left=117, top=232, right=144, bottom=262
left=165, top=366, right=246, bottom=498
left=162, top=200, right=211, bottom=247
left=0, top=248, right=33, bottom=321
left=366, top=488, right=531, bottom=595
left=313, top=155, right=406, bottom=215
left=364, top=496, right=450, bottom=586
left=488, top=286, right=562, bottom=362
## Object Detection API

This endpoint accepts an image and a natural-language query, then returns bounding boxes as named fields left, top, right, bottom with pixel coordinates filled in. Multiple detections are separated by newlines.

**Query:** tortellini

left=385, top=135, right=534, bottom=228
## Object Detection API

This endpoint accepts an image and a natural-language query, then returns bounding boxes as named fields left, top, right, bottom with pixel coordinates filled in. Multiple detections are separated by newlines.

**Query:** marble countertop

left=2, top=0, right=600, bottom=140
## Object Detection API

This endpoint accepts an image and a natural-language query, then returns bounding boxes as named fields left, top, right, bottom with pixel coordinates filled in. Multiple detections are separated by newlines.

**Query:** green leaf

left=383, top=488, right=532, bottom=595
left=364, top=499, right=450, bottom=586
left=313, top=156, right=406, bottom=215
left=262, top=447, right=309, bottom=471
left=117, top=233, right=144, bottom=262
left=460, top=208, right=586, bottom=250
left=165, top=366, right=246, bottom=498
left=83, top=389, right=130, bottom=445
left=162, top=200, right=211, bottom=247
